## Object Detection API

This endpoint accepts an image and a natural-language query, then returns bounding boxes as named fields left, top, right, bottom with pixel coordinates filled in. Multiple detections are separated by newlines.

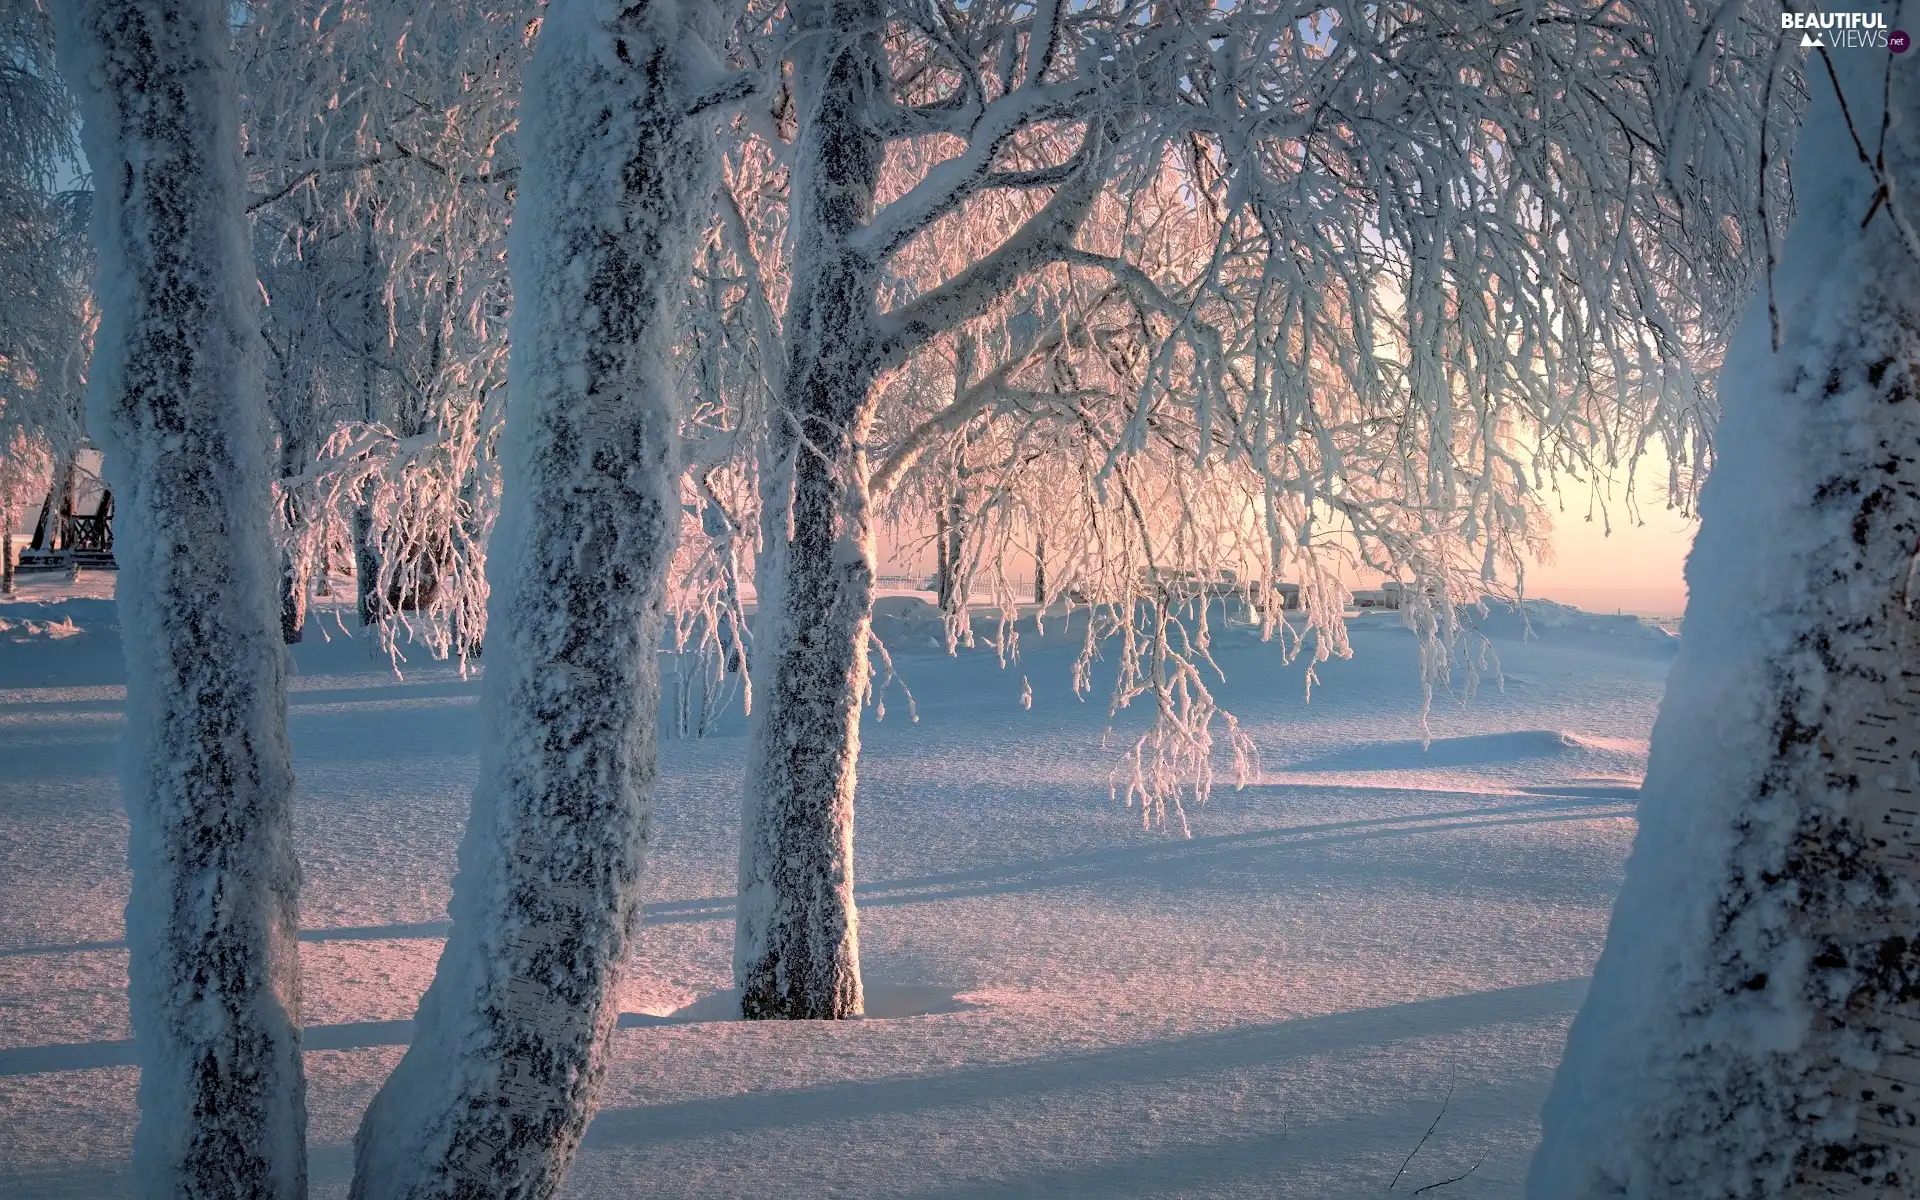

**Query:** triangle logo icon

left=1802, top=30, right=1824, bottom=46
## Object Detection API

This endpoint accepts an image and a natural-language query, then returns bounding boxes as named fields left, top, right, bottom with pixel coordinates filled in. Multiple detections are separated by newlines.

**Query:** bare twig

left=1413, top=1155, right=1486, bottom=1195
left=1818, top=46, right=1920, bottom=261
left=1758, top=37, right=1785, bottom=351
left=1388, top=1082, right=1455, bottom=1191
left=246, top=152, right=399, bottom=213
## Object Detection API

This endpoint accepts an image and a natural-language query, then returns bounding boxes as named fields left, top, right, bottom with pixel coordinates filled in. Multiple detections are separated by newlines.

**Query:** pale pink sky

left=871, top=501, right=1695, bottom=618
left=1525, top=491, right=1692, bottom=618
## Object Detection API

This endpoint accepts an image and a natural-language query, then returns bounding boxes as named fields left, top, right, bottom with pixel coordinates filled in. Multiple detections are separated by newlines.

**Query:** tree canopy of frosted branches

left=239, top=0, right=528, bottom=655
left=233, top=0, right=1766, bottom=705
left=702, top=0, right=1779, bottom=1018
left=869, top=0, right=1774, bottom=653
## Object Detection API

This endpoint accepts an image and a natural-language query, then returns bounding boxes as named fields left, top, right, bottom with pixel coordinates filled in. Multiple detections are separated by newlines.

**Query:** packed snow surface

left=0, top=587, right=1665, bottom=1197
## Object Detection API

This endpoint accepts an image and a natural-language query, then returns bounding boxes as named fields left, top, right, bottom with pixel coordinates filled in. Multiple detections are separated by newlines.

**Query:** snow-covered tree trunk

left=1531, top=47, right=1920, bottom=1198
left=47, top=448, right=74, bottom=553
left=734, top=0, right=887, bottom=1021
left=935, top=506, right=953, bottom=608
left=279, top=438, right=306, bottom=644
left=279, top=537, right=304, bottom=642
left=941, top=491, right=964, bottom=616
left=352, top=503, right=380, bottom=627
left=354, top=222, right=383, bottom=631
left=349, top=0, right=732, bottom=1192
left=54, top=1, right=306, bottom=1196
left=2, top=507, right=13, bottom=594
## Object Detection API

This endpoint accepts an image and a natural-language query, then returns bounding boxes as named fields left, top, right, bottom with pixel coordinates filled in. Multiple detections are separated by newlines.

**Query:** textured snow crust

left=0, top=585, right=1662, bottom=1197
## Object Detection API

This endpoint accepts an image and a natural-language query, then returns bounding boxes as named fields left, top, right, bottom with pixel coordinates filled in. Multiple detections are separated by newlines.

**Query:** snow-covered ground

left=0, top=579, right=1670, bottom=1197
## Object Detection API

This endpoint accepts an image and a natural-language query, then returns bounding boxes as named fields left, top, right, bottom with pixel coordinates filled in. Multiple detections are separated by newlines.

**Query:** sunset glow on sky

left=1527, top=489, right=1693, bottom=618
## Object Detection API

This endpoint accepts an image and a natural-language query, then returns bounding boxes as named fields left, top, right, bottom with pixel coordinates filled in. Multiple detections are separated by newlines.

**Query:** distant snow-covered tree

left=55, top=0, right=306, bottom=1194
left=0, top=0, right=87, bottom=593
left=240, top=0, right=522, bottom=662
left=0, top=210, right=89, bottom=594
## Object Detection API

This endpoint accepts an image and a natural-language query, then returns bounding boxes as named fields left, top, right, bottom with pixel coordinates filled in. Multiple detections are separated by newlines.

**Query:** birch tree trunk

left=942, top=490, right=964, bottom=617
left=279, top=438, right=305, bottom=644
left=935, top=507, right=952, bottom=609
left=349, top=0, right=729, bottom=1192
left=354, top=222, right=383, bottom=630
left=1531, top=47, right=1920, bottom=1198
left=54, top=1, right=306, bottom=1195
left=279, top=542, right=305, bottom=640
left=352, top=503, right=380, bottom=627
left=48, top=448, right=75, bottom=553
left=734, top=0, right=888, bottom=1021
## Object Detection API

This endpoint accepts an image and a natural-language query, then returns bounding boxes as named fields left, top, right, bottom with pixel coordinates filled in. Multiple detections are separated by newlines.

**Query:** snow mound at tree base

left=637, top=983, right=987, bottom=1024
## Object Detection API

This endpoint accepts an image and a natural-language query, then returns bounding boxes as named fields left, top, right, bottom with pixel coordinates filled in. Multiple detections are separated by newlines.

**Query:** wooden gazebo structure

left=17, top=450, right=116, bottom=571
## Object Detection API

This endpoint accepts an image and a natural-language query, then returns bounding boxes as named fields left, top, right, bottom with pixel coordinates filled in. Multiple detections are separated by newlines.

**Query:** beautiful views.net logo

left=1782, top=10, right=1906, bottom=49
